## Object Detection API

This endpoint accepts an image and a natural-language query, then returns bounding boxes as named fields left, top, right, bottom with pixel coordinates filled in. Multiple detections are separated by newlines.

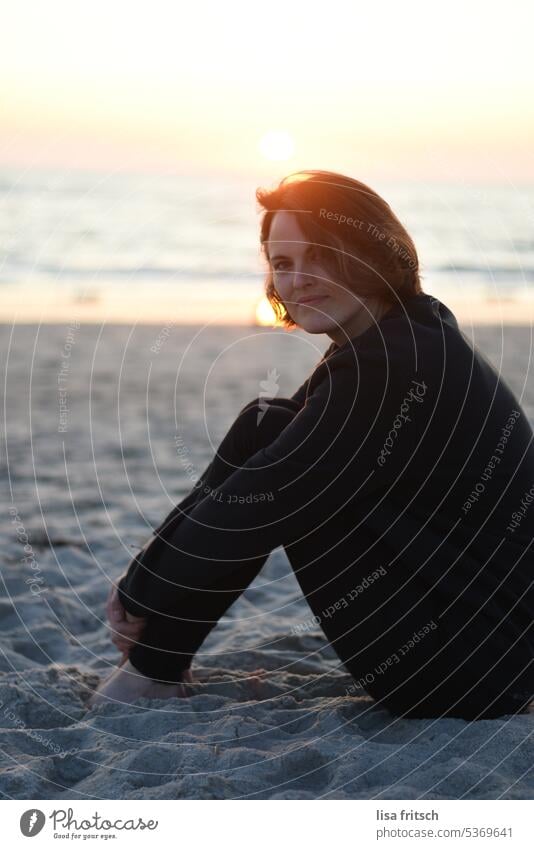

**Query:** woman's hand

left=106, top=581, right=147, bottom=660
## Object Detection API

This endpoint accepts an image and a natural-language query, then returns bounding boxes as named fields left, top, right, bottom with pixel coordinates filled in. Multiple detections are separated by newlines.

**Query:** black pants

left=128, top=398, right=533, bottom=720
left=128, top=398, right=304, bottom=684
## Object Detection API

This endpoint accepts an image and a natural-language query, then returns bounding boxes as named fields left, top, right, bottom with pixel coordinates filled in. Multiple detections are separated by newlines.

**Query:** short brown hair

left=256, top=169, right=423, bottom=328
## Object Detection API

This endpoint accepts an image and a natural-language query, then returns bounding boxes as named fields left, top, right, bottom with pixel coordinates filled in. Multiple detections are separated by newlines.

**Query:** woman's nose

left=291, top=267, right=312, bottom=290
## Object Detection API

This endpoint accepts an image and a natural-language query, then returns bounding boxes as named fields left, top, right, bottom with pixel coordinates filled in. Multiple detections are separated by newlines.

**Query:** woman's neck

left=326, top=297, right=395, bottom=348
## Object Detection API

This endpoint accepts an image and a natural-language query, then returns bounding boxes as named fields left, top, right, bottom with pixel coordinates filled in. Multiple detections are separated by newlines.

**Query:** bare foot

left=87, top=658, right=193, bottom=708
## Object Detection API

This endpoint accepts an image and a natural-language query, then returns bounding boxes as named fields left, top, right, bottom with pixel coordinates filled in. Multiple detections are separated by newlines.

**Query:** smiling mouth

left=298, top=296, right=328, bottom=305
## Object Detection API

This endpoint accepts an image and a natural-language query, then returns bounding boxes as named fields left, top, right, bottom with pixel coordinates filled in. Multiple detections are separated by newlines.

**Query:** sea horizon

left=1, top=167, right=534, bottom=325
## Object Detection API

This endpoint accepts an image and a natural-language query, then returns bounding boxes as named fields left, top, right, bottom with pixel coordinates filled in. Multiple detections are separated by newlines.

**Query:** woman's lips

left=298, top=295, right=328, bottom=305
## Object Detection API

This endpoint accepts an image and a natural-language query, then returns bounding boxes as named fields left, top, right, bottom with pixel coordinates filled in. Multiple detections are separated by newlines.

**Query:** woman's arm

left=289, top=341, right=338, bottom=408
left=118, top=348, right=424, bottom=618
left=289, top=377, right=310, bottom=408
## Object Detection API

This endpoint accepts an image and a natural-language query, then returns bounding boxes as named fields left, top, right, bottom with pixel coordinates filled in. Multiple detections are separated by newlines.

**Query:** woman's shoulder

left=326, top=293, right=459, bottom=357
left=297, top=292, right=474, bottom=414
left=312, top=293, right=457, bottom=378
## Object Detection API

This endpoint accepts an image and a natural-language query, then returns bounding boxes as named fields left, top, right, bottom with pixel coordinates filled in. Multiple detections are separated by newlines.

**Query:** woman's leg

left=128, top=397, right=301, bottom=683
left=147, top=395, right=302, bottom=535
left=283, top=528, right=534, bottom=719
left=395, top=612, right=534, bottom=720
left=282, top=524, right=444, bottom=709
left=131, top=394, right=448, bottom=705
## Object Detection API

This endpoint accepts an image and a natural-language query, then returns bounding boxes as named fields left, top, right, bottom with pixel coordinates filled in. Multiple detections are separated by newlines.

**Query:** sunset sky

left=1, top=0, right=533, bottom=181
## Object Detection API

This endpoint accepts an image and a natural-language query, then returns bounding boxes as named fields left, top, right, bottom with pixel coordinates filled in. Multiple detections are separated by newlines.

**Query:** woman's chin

left=294, top=313, right=337, bottom=335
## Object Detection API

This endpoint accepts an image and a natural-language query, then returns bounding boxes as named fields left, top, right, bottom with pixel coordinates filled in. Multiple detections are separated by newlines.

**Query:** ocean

left=1, top=168, right=534, bottom=323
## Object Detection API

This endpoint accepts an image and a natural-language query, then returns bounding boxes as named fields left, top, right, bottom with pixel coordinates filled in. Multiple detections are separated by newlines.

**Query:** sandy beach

left=1, top=319, right=533, bottom=800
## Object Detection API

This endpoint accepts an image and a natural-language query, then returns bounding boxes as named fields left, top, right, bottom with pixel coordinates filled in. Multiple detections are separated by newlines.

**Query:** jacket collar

left=321, top=292, right=458, bottom=360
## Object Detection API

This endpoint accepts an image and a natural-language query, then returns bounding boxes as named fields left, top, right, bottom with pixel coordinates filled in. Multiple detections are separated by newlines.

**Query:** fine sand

left=1, top=320, right=533, bottom=800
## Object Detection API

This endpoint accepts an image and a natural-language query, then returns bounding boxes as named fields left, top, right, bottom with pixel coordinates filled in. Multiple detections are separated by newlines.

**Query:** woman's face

left=266, top=211, right=390, bottom=346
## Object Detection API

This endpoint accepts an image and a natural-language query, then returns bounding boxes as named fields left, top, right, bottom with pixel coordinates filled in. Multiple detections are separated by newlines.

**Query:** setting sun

left=255, top=296, right=279, bottom=326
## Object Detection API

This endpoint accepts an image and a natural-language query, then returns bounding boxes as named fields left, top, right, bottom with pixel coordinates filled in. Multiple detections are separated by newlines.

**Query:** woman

left=89, top=170, right=534, bottom=719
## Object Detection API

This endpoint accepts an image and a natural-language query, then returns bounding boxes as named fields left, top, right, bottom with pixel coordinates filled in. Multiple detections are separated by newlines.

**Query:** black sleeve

left=117, top=348, right=423, bottom=617
left=289, top=376, right=310, bottom=408
left=289, top=342, right=337, bottom=408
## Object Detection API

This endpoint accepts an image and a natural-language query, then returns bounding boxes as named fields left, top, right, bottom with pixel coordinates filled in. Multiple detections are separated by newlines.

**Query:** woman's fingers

left=106, top=585, right=125, bottom=626
left=105, top=578, right=147, bottom=654
left=111, top=616, right=147, bottom=649
left=118, top=611, right=147, bottom=641
left=107, top=606, right=144, bottom=645
left=112, top=633, right=140, bottom=652
left=124, top=611, right=147, bottom=625
left=111, top=633, right=141, bottom=651
left=115, top=618, right=146, bottom=634
left=110, top=588, right=125, bottom=620
left=113, top=626, right=145, bottom=640
left=113, top=641, right=133, bottom=655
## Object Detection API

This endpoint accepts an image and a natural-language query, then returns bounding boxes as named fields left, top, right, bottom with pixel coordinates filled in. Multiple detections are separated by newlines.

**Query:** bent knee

left=238, top=395, right=300, bottom=417
left=238, top=396, right=263, bottom=416
left=234, top=397, right=297, bottom=444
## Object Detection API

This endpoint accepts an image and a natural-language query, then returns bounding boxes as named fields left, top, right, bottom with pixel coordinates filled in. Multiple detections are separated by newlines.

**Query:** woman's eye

left=273, top=261, right=290, bottom=272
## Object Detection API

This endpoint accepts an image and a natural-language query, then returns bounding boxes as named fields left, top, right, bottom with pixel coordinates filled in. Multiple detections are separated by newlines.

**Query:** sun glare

left=258, top=130, right=295, bottom=161
left=255, top=296, right=279, bottom=326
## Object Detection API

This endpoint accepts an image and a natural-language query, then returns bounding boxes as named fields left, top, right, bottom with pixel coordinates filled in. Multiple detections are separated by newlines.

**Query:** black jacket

left=118, top=292, right=534, bottom=666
